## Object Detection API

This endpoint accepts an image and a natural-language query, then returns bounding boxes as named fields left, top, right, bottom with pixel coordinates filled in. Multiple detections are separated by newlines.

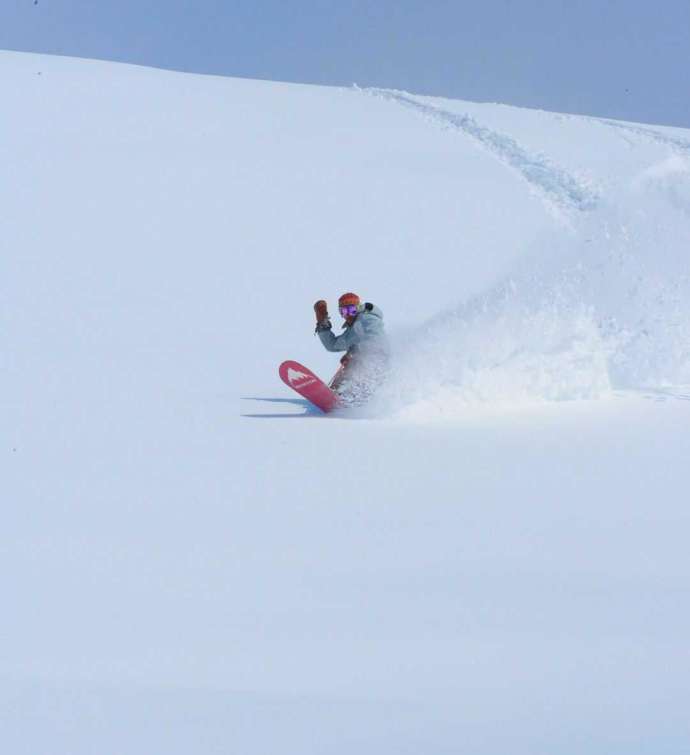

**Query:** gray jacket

left=317, top=303, right=387, bottom=356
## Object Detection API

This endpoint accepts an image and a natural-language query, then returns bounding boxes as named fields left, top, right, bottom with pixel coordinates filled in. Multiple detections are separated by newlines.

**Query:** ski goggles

left=339, top=304, right=359, bottom=318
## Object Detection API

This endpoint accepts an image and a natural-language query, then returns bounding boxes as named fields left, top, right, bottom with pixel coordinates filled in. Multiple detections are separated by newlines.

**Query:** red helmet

left=338, top=292, right=360, bottom=308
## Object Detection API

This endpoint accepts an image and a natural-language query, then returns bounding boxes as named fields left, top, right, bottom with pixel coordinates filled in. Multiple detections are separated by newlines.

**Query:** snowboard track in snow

left=594, top=116, right=690, bottom=155
left=364, top=88, right=600, bottom=217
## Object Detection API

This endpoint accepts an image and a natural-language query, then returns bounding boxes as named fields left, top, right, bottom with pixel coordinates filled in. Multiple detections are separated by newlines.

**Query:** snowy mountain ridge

left=3, top=50, right=690, bottom=755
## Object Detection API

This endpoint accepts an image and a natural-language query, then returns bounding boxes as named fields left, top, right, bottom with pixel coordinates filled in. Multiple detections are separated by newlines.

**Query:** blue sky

left=2, top=0, right=689, bottom=127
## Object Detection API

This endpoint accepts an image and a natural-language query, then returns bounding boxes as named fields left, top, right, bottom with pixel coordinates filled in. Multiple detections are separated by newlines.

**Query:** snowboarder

left=314, top=292, right=388, bottom=403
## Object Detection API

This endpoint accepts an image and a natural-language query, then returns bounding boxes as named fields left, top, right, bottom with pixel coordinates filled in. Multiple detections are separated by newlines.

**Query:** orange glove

left=314, top=300, right=328, bottom=322
left=314, top=300, right=331, bottom=332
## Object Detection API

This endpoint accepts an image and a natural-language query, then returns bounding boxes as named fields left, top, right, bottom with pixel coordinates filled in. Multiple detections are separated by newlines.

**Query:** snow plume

left=375, top=280, right=611, bottom=420
left=587, top=160, right=690, bottom=388
left=374, top=158, right=690, bottom=419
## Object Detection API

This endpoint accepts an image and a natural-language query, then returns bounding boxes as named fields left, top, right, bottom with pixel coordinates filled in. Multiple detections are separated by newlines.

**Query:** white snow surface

left=3, top=51, right=690, bottom=753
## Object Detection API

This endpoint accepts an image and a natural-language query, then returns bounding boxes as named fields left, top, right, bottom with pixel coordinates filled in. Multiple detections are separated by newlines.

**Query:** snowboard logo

left=287, top=367, right=317, bottom=388
left=279, top=360, right=339, bottom=413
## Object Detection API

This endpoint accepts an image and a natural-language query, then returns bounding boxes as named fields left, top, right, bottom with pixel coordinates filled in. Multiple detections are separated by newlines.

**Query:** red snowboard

left=279, top=360, right=340, bottom=413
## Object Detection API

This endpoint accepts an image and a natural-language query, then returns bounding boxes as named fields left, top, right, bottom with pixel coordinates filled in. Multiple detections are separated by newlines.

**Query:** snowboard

left=279, top=360, right=340, bottom=413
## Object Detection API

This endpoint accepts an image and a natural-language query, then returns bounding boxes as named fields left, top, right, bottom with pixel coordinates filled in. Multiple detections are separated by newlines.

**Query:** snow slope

left=3, top=50, right=690, bottom=754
